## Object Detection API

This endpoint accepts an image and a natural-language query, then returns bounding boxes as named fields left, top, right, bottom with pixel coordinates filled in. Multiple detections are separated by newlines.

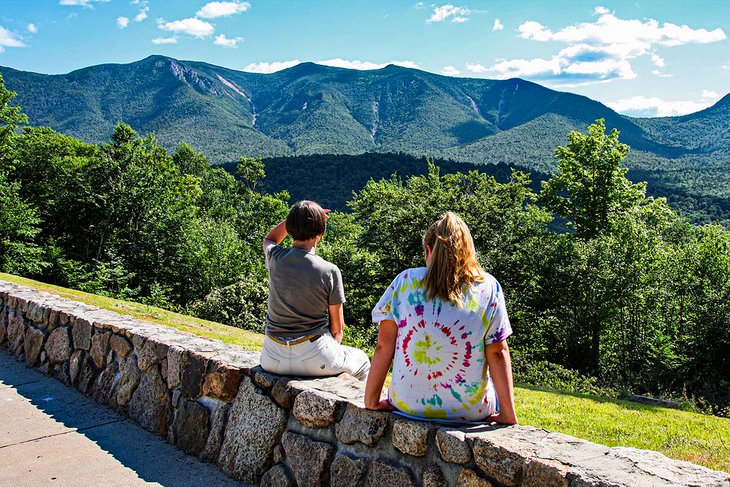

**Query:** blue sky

left=1, top=0, right=728, bottom=117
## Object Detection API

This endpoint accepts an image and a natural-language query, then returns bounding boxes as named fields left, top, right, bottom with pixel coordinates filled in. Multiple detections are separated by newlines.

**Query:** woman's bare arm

left=486, top=339, right=518, bottom=424
left=364, top=319, right=398, bottom=410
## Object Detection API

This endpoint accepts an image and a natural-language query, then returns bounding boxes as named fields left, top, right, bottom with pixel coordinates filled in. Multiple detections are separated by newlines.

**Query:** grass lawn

left=0, top=273, right=264, bottom=350
left=2, top=273, right=729, bottom=472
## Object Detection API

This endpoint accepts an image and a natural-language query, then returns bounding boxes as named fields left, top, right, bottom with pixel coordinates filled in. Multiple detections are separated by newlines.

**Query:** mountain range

left=2, top=55, right=729, bottom=221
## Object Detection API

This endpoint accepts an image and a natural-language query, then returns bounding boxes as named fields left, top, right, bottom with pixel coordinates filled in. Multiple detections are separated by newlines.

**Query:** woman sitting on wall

left=364, top=212, right=517, bottom=423
left=259, top=200, right=370, bottom=380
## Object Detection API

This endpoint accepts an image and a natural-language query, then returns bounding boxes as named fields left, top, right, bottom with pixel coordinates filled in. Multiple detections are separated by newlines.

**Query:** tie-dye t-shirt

left=372, top=267, right=512, bottom=421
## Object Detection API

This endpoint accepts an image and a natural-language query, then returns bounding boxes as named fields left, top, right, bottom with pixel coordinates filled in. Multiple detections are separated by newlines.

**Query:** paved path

left=0, top=351, right=242, bottom=486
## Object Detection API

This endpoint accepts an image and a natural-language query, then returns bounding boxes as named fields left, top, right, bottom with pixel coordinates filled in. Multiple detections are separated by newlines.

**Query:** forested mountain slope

left=4, top=55, right=727, bottom=164
left=3, top=55, right=729, bottom=222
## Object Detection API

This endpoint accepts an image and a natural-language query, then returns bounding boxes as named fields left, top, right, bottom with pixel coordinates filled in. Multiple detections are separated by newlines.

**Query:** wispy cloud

left=152, top=36, right=177, bottom=45
left=135, top=2, right=149, bottom=22
left=59, top=0, right=109, bottom=8
left=702, top=89, right=719, bottom=99
left=214, top=34, right=243, bottom=48
left=117, top=16, right=130, bottom=29
left=157, top=18, right=215, bottom=38
left=196, top=1, right=251, bottom=19
left=427, top=5, right=474, bottom=24
left=0, top=25, right=26, bottom=53
left=243, top=60, right=301, bottom=74
left=650, top=53, right=665, bottom=67
left=441, top=66, right=461, bottom=76
left=466, top=63, right=489, bottom=73
left=492, top=19, right=503, bottom=31
left=413, top=2, right=425, bottom=9
left=317, top=58, right=420, bottom=70
left=27, top=23, right=38, bottom=34
left=606, top=96, right=712, bottom=117
left=472, top=9, right=726, bottom=86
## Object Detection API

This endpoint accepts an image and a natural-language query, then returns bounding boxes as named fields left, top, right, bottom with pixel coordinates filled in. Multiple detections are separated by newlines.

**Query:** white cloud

left=702, top=89, right=719, bottom=99
left=479, top=11, right=726, bottom=85
left=196, top=1, right=251, bottom=19
left=427, top=5, right=472, bottom=23
left=27, top=23, right=38, bottom=34
left=650, top=53, right=665, bottom=67
left=651, top=70, right=673, bottom=78
left=117, top=16, right=130, bottom=29
left=0, top=26, right=26, bottom=53
left=152, top=36, right=177, bottom=45
left=214, top=34, right=243, bottom=48
left=518, top=13, right=725, bottom=53
left=492, top=18, right=503, bottom=31
left=466, top=63, right=489, bottom=73
left=452, top=16, right=469, bottom=23
left=243, top=60, right=301, bottom=73
left=413, top=2, right=425, bottom=9
left=441, top=66, right=461, bottom=76
left=317, top=58, right=421, bottom=70
left=158, top=18, right=215, bottom=38
left=473, top=44, right=636, bottom=85
left=59, top=0, right=108, bottom=7
left=606, top=96, right=711, bottom=117
left=135, top=3, right=149, bottom=22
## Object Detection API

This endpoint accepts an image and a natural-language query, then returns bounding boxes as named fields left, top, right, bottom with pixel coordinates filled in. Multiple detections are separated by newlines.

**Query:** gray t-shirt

left=265, top=244, right=345, bottom=338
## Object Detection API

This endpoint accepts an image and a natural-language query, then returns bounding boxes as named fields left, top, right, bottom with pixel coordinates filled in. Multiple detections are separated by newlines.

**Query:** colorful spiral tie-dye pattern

left=372, top=267, right=512, bottom=421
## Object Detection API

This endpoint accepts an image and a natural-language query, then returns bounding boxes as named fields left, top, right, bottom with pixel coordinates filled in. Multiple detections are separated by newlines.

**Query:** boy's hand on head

left=323, top=209, right=332, bottom=220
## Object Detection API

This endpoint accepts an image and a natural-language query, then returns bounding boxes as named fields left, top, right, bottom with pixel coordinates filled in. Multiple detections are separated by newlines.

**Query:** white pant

left=259, top=333, right=370, bottom=380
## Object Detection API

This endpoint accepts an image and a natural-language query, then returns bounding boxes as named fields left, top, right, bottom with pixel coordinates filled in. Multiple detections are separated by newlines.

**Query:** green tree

left=237, top=156, right=265, bottom=191
left=541, top=119, right=645, bottom=239
left=0, top=72, right=27, bottom=146
left=173, top=141, right=209, bottom=177
left=0, top=71, right=43, bottom=275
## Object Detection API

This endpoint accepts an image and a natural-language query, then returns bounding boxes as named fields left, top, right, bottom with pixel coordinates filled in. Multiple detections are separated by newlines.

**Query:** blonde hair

left=423, top=212, right=485, bottom=306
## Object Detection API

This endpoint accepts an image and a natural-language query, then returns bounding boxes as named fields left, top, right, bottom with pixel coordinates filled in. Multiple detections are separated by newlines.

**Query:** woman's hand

left=364, top=320, right=398, bottom=412
left=323, top=209, right=332, bottom=220
left=485, top=339, right=518, bottom=426
left=365, top=399, right=395, bottom=411
left=488, top=410, right=518, bottom=425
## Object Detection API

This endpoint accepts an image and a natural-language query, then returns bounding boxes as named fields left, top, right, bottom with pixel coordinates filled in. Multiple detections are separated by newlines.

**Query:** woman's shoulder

left=471, top=272, right=501, bottom=293
left=384, top=267, right=427, bottom=290
left=397, top=267, right=427, bottom=282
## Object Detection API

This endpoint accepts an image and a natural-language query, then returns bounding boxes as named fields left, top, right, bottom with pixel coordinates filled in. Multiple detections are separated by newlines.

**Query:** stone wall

left=1, top=279, right=728, bottom=487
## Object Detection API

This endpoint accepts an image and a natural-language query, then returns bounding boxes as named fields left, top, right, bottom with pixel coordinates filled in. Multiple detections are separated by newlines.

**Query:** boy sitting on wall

left=259, top=200, right=370, bottom=380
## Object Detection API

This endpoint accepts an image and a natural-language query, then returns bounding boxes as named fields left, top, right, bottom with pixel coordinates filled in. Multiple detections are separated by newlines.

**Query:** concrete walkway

left=0, top=351, right=243, bottom=486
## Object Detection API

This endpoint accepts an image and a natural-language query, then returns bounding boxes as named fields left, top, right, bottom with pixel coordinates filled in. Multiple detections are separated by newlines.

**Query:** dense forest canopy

left=1, top=71, right=728, bottom=416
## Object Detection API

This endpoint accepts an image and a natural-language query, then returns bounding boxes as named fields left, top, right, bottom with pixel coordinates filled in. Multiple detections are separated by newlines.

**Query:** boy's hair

left=286, top=200, right=326, bottom=241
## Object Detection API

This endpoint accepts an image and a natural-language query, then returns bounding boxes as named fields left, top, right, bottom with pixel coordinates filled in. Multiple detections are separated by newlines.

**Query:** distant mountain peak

left=284, top=62, right=330, bottom=76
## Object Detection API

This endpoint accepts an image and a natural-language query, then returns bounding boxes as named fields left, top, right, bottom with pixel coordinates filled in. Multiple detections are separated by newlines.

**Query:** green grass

left=2, top=273, right=729, bottom=473
left=0, top=273, right=264, bottom=350
left=515, top=385, right=730, bottom=472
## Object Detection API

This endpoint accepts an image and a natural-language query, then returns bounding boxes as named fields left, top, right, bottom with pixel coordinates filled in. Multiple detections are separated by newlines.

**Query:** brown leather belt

left=267, top=334, right=322, bottom=346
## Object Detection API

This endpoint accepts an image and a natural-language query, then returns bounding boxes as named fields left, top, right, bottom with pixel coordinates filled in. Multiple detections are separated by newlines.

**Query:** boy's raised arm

left=263, top=220, right=287, bottom=254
